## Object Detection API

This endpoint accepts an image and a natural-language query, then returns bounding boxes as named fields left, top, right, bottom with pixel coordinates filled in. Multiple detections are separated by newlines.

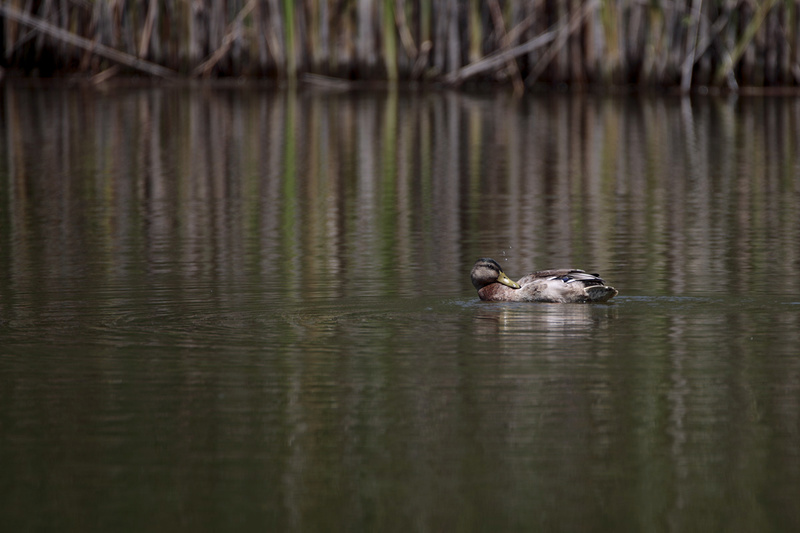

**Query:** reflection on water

left=1, top=83, right=799, bottom=530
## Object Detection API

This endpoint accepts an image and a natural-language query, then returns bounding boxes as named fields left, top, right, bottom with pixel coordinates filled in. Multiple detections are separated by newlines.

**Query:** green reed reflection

left=2, top=87, right=800, bottom=303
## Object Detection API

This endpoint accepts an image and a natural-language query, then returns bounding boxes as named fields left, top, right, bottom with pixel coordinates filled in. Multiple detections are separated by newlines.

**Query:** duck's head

left=470, top=258, right=521, bottom=290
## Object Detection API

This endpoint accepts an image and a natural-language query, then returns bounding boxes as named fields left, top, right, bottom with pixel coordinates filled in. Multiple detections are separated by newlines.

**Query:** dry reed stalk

left=682, top=0, right=704, bottom=93
left=714, top=0, right=779, bottom=86
left=358, top=0, right=375, bottom=73
left=526, top=0, right=600, bottom=86
left=488, top=0, right=524, bottom=95
left=0, top=2, right=177, bottom=78
left=193, top=0, right=256, bottom=77
left=445, top=26, right=557, bottom=85
left=395, top=0, right=424, bottom=79
left=569, top=0, right=583, bottom=84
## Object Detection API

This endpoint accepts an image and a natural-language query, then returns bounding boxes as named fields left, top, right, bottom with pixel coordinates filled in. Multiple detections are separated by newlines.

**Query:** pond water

left=1, top=82, right=799, bottom=531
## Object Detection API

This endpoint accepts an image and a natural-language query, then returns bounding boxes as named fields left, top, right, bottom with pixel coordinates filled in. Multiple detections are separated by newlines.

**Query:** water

left=1, top=82, right=799, bottom=531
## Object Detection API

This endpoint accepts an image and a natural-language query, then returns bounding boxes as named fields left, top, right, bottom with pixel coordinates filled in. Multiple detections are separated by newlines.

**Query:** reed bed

left=2, top=0, right=800, bottom=89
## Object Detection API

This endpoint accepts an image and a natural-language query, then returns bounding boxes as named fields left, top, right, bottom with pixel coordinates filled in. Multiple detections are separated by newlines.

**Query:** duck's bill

left=498, top=272, right=521, bottom=289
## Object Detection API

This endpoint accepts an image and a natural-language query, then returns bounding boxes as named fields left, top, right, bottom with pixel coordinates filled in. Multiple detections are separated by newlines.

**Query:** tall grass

left=2, top=1, right=800, bottom=89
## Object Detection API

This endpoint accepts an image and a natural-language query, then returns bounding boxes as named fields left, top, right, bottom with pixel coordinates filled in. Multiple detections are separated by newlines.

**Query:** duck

left=470, top=258, right=618, bottom=303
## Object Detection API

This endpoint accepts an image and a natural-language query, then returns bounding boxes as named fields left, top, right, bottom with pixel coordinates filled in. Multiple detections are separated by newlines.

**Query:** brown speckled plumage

left=470, top=258, right=617, bottom=303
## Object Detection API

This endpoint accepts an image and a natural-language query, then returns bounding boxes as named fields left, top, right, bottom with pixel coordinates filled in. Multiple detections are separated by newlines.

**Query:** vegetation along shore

left=2, top=1, right=799, bottom=91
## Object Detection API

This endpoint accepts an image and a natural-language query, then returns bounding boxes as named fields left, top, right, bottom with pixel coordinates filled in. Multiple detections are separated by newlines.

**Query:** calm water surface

left=1, top=83, right=800, bottom=531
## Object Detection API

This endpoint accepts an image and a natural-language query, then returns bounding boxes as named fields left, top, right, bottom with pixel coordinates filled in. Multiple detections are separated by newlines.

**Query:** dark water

left=1, top=83, right=799, bottom=531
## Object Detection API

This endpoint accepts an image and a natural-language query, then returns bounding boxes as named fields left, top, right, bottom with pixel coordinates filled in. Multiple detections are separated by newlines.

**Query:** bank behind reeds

left=1, top=1, right=799, bottom=89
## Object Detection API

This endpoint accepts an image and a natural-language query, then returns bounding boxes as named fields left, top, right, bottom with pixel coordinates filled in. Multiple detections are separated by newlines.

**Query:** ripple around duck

left=82, top=311, right=269, bottom=349
left=4, top=289, right=788, bottom=352
left=74, top=295, right=441, bottom=350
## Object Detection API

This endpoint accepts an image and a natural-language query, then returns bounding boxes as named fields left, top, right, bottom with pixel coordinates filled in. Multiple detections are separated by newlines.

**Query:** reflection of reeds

left=2, top=1, right=800, bottom=88
left=4, top=86, right=800, bottom=300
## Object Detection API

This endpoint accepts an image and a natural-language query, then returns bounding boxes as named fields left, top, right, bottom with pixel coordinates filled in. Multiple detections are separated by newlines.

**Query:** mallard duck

left=470, top=258, right=618, bottom=303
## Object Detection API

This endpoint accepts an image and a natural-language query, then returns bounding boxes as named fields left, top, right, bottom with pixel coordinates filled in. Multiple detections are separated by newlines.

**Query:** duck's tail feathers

left=586, top=285, right=618, bottom=302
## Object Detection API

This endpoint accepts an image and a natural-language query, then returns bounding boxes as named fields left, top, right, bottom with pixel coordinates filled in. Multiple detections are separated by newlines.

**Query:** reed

left=2, top=1, right=800, bottom=89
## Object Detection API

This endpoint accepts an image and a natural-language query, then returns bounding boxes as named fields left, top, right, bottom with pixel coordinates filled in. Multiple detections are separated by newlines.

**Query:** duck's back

left=518, top=269, right=606, bottom=286
left=516, top=269, right=616, bottom=303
